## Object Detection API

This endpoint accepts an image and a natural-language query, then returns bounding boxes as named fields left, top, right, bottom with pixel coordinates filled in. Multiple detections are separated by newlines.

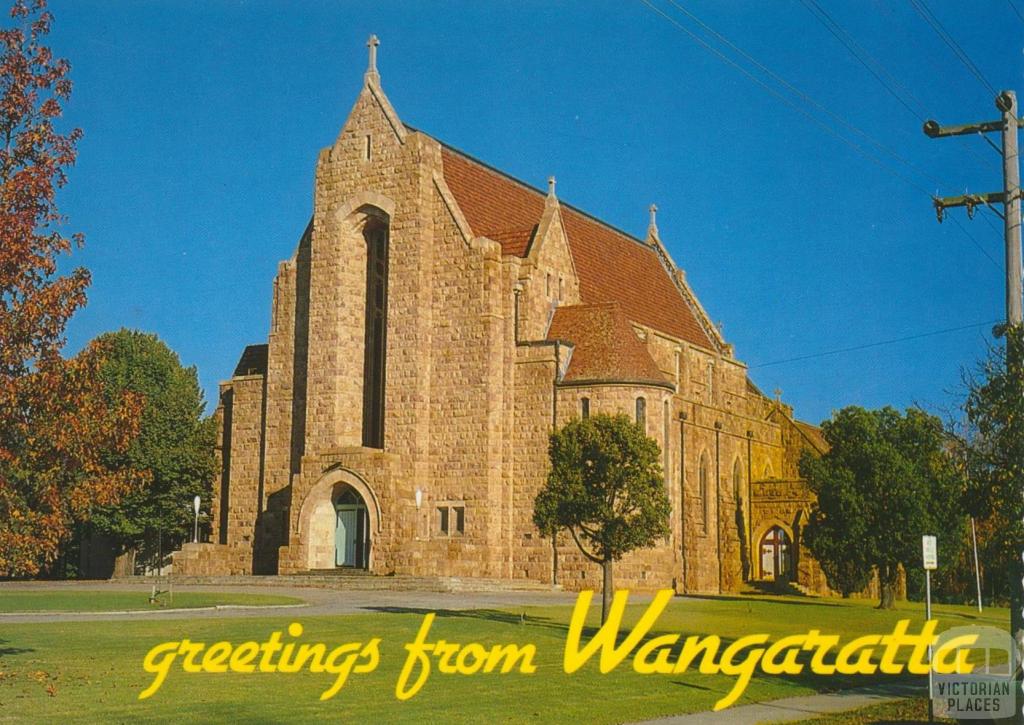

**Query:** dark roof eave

left=557, top=377, right=676, bottom=391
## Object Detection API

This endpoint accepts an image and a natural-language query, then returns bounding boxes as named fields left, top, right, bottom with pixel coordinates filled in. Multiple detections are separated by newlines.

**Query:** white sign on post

left=922, top=535, right=937, bottom=570
left=922, top=534, right=938, bottom=721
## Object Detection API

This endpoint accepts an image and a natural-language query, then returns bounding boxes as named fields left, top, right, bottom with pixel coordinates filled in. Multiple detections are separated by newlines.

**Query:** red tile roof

left=439, top=147, right=543, bottom=257
left=547, top=303, right=671, bottom=387
left=439, top=146, right=716, bottom=351
left=794, top=420, right=829, bottom=453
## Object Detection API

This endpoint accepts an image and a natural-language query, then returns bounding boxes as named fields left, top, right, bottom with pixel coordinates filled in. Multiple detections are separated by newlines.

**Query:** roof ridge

left=418, top=127, right=656, bottom=252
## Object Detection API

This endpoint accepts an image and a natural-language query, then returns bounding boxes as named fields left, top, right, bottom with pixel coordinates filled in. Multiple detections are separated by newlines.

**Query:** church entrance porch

left=296, top=466, right=382, bottom=572
left=758, top=526, right=791, bottom=581
left=334, top=487, right=369, bottom=568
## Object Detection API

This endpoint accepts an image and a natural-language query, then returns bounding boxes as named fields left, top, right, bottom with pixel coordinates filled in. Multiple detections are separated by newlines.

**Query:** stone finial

left=774, top=387, right=783, bottom=401
left=545, top=176, right=558, bottom=208
left=647, top=203, right=658, bottom=239
left=365, top=34, right=380, bottom=83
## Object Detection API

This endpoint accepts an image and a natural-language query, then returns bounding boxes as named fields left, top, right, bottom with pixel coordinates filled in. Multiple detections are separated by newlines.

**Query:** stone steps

left=306, top=568, right=374, bottom=576
left=745, top=579, right=818, bottom=598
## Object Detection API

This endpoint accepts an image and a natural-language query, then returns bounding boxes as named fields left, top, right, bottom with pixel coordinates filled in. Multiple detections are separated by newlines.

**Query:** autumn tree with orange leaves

left=0, top=0, right=145, bottom=577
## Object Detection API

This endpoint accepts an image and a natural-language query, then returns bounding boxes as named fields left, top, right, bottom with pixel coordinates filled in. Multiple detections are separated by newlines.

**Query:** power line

left=908, top=0, right=998, bottom=97
left=1006, top=0, right=1024, bottom=25
left=798, top=0, right=1001, bottom=177
left=800, top=0, right=927, bottom=122
left=659, top=0, right=942, bottom=191
left=638, top=0, right=1005, bottom=271
left=751, top=319, right=1001, bottom=368
left=948, top=213, right=1002, bottom=269
left=977, top=130, right=1002, bottom=156
left=638, top=0, right=934, bottom=197
left=800, top=0, right=1001, bottom=174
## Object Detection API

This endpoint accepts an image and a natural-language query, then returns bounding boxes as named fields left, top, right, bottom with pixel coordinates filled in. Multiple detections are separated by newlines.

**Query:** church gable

left=330, top=84, right=407, bottom=169
left=332, top=36, right=407, bottom=157
left=520, top=180, right=580, bottom=335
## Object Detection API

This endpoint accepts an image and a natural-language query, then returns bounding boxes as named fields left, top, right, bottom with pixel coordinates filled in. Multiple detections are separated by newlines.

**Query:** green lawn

left=0, top=593, right=1009, bottom=723
left=0, top=590, right=304, bottom=613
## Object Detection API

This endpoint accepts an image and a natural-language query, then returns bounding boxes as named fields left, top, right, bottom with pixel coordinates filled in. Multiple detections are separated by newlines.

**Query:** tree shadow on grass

left=0, top=638, right=33, bottom=656
left=669, top=680, right=714, bottom=691
left=684, top=594, right=844, bottom=609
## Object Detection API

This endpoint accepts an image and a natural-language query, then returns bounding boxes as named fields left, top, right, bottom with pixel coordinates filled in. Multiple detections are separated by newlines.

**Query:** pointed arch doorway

left=334, top=486, right=369, bottom=568
left=759, top=526, right=791, bottom=581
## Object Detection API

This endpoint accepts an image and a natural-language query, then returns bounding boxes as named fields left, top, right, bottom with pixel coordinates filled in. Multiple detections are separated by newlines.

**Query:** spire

left=546, top=176, right=558, bottom=206
left=647, top=203, right=659, bottom=241
left=365, top=34, right=380, bottom=85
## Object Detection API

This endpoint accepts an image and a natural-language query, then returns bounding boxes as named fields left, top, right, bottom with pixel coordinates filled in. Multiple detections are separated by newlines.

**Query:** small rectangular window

left=558, top=277, right=564, bottom=300
left=364, top=134, right=372, bottom=161
left=436, top=503, right=465, bottom=537
left=581, top=397, right=590, bottom=419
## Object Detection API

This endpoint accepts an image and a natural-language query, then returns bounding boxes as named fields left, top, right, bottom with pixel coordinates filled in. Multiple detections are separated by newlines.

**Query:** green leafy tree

left=801, top=467, right=872, bottom=597
left=82, top=329, right=216, bottom=571
left=800, top=406, right=963, bottom=609
left=960, top=324, right=1023, bottom=657
left=534, top=414, right=671, bottom=624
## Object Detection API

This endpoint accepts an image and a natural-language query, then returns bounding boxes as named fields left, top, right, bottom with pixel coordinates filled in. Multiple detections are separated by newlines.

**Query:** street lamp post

left=193, top=495, right=201, bottom=544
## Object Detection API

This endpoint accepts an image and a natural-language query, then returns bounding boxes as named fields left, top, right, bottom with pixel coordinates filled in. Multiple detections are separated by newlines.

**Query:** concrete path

left=0, top=580, right=583, bottom=622
left=633, top=682, right=921, bottom=725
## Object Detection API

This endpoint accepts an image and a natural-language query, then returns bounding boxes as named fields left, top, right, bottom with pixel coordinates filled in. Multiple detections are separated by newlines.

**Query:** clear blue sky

left=49, top=0, right=1022, bottom=425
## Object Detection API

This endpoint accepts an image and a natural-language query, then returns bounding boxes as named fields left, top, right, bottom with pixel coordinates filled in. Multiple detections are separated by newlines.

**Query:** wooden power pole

left=924, top=91, right=1023, bottom=725
left=925, top=90, right=1023, bottom=326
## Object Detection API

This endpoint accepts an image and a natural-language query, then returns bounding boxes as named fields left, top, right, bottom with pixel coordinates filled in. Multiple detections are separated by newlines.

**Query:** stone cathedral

left=173, top=38, right=832, bottom=595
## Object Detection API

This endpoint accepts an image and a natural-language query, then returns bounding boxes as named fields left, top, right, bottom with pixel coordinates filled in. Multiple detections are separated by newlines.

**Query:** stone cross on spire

left=647, top=203, right=659, bottom=240
left=544, top=176, right=559, bottom=209
left=365, top=34, right=380, bottom=83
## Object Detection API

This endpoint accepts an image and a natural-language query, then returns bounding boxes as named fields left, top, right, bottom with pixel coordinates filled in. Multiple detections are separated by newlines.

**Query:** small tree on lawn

left=534, top=413, right=670, bottom=624
left=800, top=406, right=964, bottom=609
left=79, top=329, right=216, bottom=573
